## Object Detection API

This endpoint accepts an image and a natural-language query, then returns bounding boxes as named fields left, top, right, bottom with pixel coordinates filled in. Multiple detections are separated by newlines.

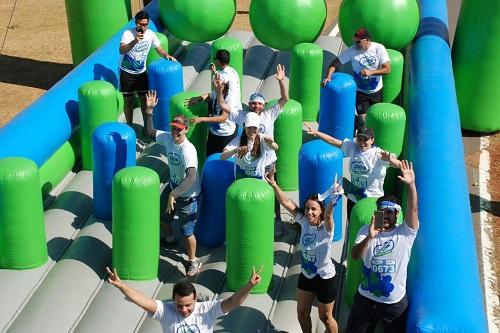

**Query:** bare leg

left=124, top=94, right=135, bottom=124
left=297, top=289, right=315, bottom=333
left=318, top=301, right=338, bottom=333
left=184, top=235, right=197, bottom=261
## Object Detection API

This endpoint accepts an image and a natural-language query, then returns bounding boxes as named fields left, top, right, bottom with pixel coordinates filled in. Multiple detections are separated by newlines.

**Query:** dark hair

left=304, top=194, right=325, bottom=221
left=172, top=281, right=196, bottom=299
left=135, top=10, right=150, bottom=22
left=214, top=50, right=230, bottom=65
left=239, top=130, right=261, bottom=158
left=376, top=194, right=401, bottom=207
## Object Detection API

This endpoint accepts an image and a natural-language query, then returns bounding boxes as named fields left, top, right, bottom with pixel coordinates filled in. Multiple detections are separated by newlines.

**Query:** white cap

left=244, top=112, right=261, bottom=128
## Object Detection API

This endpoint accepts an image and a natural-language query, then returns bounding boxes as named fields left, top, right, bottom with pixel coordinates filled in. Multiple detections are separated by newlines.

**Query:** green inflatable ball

left=250, top=0, right=326, bottom=50
left=159, top=0, right=236, bottom=43
left=338, top=0, right=419, bottom=50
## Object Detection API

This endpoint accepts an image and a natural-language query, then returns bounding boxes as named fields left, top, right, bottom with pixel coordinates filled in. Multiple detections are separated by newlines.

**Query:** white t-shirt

left=341, top=140, right=392, bottom=202
left=218, top=66, right=242, bottom=111
left=225, top=133, right=275, bottom=179
left=156, top=131, right=201, bottom=197
left=337, top=42, right=390, bottom=94
left=295, top=211, right=336, bottom=279
left=120, top=28, right=160, bottom=74
left=355, top=222, right=418, bottom=304
left=208, top=91, right=237, bottom=136
left=152, top=299, right=225, bottom=333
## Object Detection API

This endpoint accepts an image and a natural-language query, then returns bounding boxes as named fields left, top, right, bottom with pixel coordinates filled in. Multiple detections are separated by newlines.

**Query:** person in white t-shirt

left=221, top=112, right=278, bottom=180
left=265, top=171, right=341, bottom=333
left=322, top=28, right=391, bottom=132
left=304, top=125, right=401, bottom=219
left=144, top=91, right=202, bottom=277
left=119, top=10, right=177, bottom=130
left=106, top=266, right=263, bottom=333
left=346, top=160, right=418, bottom=332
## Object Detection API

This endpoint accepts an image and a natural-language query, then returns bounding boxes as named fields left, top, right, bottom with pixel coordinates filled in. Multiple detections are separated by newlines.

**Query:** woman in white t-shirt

left=221, top=112, right=278, bottom=180
left=265, top=171, right=341, bottom=333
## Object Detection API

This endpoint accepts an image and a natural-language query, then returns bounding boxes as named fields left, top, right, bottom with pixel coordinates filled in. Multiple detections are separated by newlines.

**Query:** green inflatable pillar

left=65, top=0, right=129, bottom=65
left=147, top=32, right=170, bottom=66
left=0, top=158, right=47, bottom=269
left=366, top=103, right=406, bottom=195
left=452, top=0, right=500, bottom=132
left=211, top=37, right=244, bottom=95
left=170, top=92, right=209, bottom=170
left=112, top=166, right=160, bottom=280
left=383, top=49, right=404, bottom=103
left=78, top=81, right=120, bottom=170
left=289, top=43, right=323, bottom=121
left=226, top=179, right=274, bottom=293
left=274, top=99, right=302, bottom=190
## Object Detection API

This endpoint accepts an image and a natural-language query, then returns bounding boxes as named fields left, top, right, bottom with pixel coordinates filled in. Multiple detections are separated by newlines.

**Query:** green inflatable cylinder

left=211, top=37, right=244, bottom=95
left=226, top=179, right=274, bottom=293
left=112, top=166, right=160, bottom=280
left=170, top=92, right=209, bottom=170
left=274, top=99, right=303, bottom=190
left=383, top=49, right=404, bottom=103
left=78, top=81, right=120, bottom=170
left=345, top=197, right=404, bottom=306
left=65, top=0, right=129, bottom=65
left=289, top=43, right=323, bottom=121
left=39, top=141, right=76, bottom=198
left=0, top=158, right=47, bottom=269
left=147, top=32, right=169, bottom=66
left=452, top=0, right=500, bottom=132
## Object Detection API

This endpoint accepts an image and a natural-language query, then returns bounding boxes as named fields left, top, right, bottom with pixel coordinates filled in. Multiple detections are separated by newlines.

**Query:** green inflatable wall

left=78, top=81, right=120, bottom=170
left=452, top=0, right=500, bottom=132
left=112, top=166, right=160, bottom=280
left=39, top=141, right=76, bottom=198
left=289, top=43, right=323, bottom=121
left=274, top=99, right=302, bottom=190
left=383, top=49, right=404, bottom=103
left=249, top=0, right=326, bottom=50
left=226, top=179, right=274, bottom=293
left=338, top=0, right=419, bottom=50
left=65, top=0, right=129, bottom=65
left=0, top=158, right=47, bottom=269
left=345, top=197, right=403, bottom=306
left=211, top=37, right=244, bottom=95
left=169, top=92, right=209, bottom=170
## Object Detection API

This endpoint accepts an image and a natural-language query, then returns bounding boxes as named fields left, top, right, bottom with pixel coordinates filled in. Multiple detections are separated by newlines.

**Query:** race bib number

left=371, top=259, right=396, bottom=274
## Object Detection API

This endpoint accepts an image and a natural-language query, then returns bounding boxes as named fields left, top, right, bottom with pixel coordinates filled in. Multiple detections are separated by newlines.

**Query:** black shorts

left=356, top=89, right=383, bottom=115
left=120, top=70, right=149, bottom=96
left=345, top=291, right=408, bottom=333
left=206, top=128, right=238, bottom=157
left=297, top=273, right=337, bottom=304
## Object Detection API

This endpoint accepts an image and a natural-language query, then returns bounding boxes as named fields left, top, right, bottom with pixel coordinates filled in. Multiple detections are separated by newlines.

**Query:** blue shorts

left=163, top=192, right=199, bottom=237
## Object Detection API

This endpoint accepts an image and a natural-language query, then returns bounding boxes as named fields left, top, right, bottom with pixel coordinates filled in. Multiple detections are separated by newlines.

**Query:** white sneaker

left=186, top=260, right=202, bottom=277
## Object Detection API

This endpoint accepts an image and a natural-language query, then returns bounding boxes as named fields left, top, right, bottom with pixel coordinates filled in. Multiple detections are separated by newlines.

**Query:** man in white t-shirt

left=345, top=160, right=418, bottom=332
left=322, top=28, right=391, bottom=132
left=106, top=266, right=263, bottom=333
left=144, top=91, right=202, bottom=276
left=119, top=10, right=176, bottom=130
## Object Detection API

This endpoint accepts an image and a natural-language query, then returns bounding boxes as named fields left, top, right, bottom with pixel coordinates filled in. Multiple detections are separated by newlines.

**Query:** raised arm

left=275, top=64, right=289, bottom=108
left=106, top=267, right=158, bottom=314
left=221, top=266, right=262, bottom=314
left=304, top=123, right=343, bottom=148
left=265, top=170, right=298, bottom=216
left=144, top=90, right=159, bottom=138
left=380, top=151, right=402, bottom=169
left=351, top=217, right=379, bottom=260
left=398, top=160, right=418, bottom=230
left=263, top=136, right=279, bottom=151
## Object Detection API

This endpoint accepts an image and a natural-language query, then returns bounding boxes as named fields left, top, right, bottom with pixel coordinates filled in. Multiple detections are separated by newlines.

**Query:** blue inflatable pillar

left=147, top=60, right=184, bottom=131
left=93, top=122, right=136, bottom=219
left=298, top=140, right=343, bottom=241
left=195, top=153, right=235, bottom=247
left=319, top=73, right=356, bottom=141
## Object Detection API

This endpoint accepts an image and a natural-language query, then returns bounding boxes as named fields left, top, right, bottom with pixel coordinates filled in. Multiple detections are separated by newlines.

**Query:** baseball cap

left=249, top=92, right=266, bottom=104
left=356, top=127, right=374, bottom=139
left=354, top=28, right=372, bottom=40
left=170, top=115, right=189, bottom=130
left=244, top=112, right=261, bottom=128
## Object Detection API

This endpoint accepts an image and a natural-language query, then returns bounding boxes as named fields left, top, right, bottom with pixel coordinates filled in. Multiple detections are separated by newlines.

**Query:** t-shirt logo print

left=302, top=233, right=316, bottom=246
left=168, top=152, right=181, bottom=166
left=373, top=240, right=394, bottom=257
left=177, top=324, right=200, bottom=333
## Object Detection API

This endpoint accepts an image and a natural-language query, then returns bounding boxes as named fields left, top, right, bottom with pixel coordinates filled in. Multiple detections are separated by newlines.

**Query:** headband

left=377, top=201, right=401, bottom=212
